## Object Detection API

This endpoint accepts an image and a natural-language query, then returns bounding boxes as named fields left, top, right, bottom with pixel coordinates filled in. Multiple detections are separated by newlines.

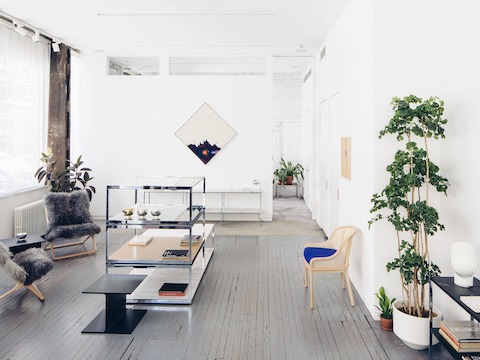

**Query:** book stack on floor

left=439, top=320, right=480, bottom=353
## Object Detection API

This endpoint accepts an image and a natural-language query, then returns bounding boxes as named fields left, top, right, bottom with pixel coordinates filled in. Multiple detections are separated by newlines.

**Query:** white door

left=328, top=92, right=341, bottom=233
left=317, top=99, right=330, bottom=234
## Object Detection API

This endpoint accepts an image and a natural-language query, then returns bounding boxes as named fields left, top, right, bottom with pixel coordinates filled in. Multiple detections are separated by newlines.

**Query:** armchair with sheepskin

left=43, top=191, right=101, bottom=260
left=0, top=242, right=53, bottom=301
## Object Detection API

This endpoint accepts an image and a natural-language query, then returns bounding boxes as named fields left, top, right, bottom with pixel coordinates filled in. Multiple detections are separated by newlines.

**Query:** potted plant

left=34, top=152, right=96, bottom=200
left=375, top=287, right=395, bottom=331
left=274, top=157, right=304, bottom=185
left=274, top=168, right=287, bottom=185
left=369, top=95, right=449, bottom=349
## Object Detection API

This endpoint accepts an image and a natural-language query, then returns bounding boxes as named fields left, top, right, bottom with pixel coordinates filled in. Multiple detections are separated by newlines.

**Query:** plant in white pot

left=369, top=95, right=449, bottom=349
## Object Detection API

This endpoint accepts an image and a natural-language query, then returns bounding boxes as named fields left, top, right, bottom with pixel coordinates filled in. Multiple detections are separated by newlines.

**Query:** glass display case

left=105, top=177, right=214, bottom=304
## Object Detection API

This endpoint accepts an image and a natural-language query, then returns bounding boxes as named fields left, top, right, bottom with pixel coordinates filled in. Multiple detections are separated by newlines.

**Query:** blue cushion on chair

left=304, top=247, right=337, bottom=263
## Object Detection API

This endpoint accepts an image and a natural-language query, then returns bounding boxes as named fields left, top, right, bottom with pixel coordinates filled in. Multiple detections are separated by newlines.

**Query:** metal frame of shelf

left=105, top=177, right=213, bottom=305
left=429, top=276, right=480, bottom=359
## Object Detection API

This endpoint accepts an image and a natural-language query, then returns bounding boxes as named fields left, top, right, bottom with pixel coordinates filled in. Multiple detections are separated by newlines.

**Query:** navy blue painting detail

left=188, top=140, right=221, bottom=164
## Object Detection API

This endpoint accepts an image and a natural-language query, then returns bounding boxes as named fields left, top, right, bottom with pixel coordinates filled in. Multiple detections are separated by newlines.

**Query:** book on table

left=461, top=296, right=480, bottom=313
left=439, top=321, right=480, bottom=351
left=128, top=235, right=153, bottom=246
left=180, top=234, right=202, bottom=245
left=158, top=282, right=188, bottom=296
left=162, top=249, right=189, bottom=258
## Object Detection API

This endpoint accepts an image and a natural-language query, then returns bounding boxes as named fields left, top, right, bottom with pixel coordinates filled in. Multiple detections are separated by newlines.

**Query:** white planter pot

left=393, top=300, right=442, bottom=350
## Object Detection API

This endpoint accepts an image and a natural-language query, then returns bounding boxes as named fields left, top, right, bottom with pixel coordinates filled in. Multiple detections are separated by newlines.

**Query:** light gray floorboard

left=0, top=230, right=452, bottom=360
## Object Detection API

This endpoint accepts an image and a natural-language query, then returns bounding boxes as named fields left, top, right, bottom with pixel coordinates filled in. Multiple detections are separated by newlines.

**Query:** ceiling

left=0, top=0, right=348, bottom=57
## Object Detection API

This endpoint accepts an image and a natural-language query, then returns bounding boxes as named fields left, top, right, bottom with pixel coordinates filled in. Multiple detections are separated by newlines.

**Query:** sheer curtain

left=0, top=24, right=50, bottom=195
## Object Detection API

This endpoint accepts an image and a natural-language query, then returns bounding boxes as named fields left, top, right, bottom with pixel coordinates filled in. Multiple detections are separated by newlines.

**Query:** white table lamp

left=451, top=242, right=477, bottom=288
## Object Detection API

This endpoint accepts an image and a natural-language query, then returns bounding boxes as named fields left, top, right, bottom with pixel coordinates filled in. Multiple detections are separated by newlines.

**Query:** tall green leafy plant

left=34, top=152, right=96, bottom=200
left=369, top=95, right=449, bottom=318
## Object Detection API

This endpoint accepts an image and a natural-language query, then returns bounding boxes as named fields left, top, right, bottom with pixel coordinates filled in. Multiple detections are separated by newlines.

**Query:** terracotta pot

left=380, top=316, right=393, bottom=331
left=285, top=176, right=293, bottom=185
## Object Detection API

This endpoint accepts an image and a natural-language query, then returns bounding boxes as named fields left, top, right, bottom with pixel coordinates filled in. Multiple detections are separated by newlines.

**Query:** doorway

left=272, top=56, right=316, bottom=222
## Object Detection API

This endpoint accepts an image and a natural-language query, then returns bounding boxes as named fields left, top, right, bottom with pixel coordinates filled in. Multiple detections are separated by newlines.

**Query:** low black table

left=1, top=234, right=44, bottom=254
left=82, top=274, right=147, bottom=334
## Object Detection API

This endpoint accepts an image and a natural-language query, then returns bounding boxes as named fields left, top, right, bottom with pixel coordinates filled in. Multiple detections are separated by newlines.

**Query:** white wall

left=316, top=0, right=376, bottom=312
left=372, top=0, right=480, bottom=320
left=319, top=0, right=480, bottom=319
left=72, top=54, right=273, bottom=220
left=273, top=72, right=303, bottom=167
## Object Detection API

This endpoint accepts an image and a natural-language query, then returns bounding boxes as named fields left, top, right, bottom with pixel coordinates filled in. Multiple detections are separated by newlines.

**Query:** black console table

left=429, top=276, right=480, bottom=359
left=82, top=274, right=147, bottom=334
left=1, top=235, right=44, bottom=254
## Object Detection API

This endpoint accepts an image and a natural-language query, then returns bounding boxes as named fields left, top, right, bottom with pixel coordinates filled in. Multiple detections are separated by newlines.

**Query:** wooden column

left=48, top=44, right=71, bottom=171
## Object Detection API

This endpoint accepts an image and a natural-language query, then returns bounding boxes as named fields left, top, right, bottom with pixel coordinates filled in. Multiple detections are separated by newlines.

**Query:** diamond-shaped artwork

left=175, top=103, right=236, bottom=164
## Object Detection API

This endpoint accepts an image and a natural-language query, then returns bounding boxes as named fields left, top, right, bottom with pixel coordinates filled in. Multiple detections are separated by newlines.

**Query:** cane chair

left=304, top=226, right=358, bottom=309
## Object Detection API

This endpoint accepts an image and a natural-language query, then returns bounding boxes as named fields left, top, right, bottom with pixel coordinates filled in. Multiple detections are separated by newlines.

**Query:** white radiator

left=14, top=200, right=47, bottom=236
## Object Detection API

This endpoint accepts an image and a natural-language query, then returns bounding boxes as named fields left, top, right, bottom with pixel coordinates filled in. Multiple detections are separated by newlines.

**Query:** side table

left=82, top=274, right=147, bottom=334
left=1, top=235, right=44, bottom=254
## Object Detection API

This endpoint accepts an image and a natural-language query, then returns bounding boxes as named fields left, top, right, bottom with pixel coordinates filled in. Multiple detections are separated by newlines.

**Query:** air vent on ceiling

left=169, top=56, right=266, bottom=75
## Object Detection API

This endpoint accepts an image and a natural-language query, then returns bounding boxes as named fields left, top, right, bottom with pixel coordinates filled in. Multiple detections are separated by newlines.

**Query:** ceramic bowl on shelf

left=150, top=209, right=161, bottom=218
left=122, top=208, right=134, bottom=219
left=137, top=209, right=148, bottom=219
left=16, top=232, right=28, bottom=240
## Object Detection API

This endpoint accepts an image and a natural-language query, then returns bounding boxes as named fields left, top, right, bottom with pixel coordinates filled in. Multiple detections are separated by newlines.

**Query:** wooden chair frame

left=304, top=226, right=358, bottom=309
left=0, top=281, right=46, bottom=301
left=44, top=234, right=97, bottom=261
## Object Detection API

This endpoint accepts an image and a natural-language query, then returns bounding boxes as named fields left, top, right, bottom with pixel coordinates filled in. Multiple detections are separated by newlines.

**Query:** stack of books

left=158, top=283, right=188, bottom=296
left=439, top=321, right=480, bottom=353
left=180, top=234, right=202, bottom=246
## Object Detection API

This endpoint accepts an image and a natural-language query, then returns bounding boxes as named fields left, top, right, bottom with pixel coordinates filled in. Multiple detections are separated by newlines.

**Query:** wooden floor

left=0, top=232, right=451, bottom=359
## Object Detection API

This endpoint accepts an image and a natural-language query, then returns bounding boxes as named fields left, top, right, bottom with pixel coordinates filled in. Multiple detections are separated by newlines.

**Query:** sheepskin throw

left=44, top=191, right=101, bottom=242
left=13, top=249, right=53, bottom=285
left=0, top=242, right=27, bottom=283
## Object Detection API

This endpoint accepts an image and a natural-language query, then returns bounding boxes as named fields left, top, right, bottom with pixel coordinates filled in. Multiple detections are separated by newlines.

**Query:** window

left=0, top=24, right=50, bottom=195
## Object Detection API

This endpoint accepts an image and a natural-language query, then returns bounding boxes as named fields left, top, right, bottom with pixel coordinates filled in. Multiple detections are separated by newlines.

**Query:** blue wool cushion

left=304, top=247, right=337, bottom=263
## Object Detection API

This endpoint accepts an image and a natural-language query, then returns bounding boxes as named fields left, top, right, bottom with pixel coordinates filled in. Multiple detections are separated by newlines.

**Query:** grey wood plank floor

left=0, top=231, right=451, bottom=360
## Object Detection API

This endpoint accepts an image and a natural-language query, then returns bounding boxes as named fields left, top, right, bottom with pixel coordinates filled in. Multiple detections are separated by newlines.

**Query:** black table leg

left=82, top=293, right=146, bottom=334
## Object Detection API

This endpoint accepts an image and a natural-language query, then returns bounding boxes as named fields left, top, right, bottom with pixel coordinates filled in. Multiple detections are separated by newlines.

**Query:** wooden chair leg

left=45, top=234, right=98, bottom=260
left=26, top=283, right=45, bottom=301
left=304, top=264, right=308, bottom=288
left=309, top=268, right=314, bottom=309
left=340, top=272, right=345, bottom=289
left=344, top=271, right=355, bottom=307
left=0, top=282, right=23, bottom=300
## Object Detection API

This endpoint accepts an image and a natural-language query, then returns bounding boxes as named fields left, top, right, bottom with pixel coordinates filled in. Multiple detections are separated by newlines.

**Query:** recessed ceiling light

left=296, top=45, right=307, bottom=53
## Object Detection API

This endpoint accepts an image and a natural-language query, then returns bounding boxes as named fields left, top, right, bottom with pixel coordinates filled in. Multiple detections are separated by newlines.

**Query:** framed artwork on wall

left=341, top=137, right=351, bottom=180
left=175, top=103, right=236, bottom=164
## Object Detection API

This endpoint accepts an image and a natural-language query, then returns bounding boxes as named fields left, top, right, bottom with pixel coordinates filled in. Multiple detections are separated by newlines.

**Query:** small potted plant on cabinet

left=375, top=287, right=395, bottom=331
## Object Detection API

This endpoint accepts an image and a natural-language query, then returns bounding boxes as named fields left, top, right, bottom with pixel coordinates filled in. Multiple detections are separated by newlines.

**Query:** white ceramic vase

left=393, top=300, right=441, bottom=350
left=451, top=242, right=477, bottom=288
